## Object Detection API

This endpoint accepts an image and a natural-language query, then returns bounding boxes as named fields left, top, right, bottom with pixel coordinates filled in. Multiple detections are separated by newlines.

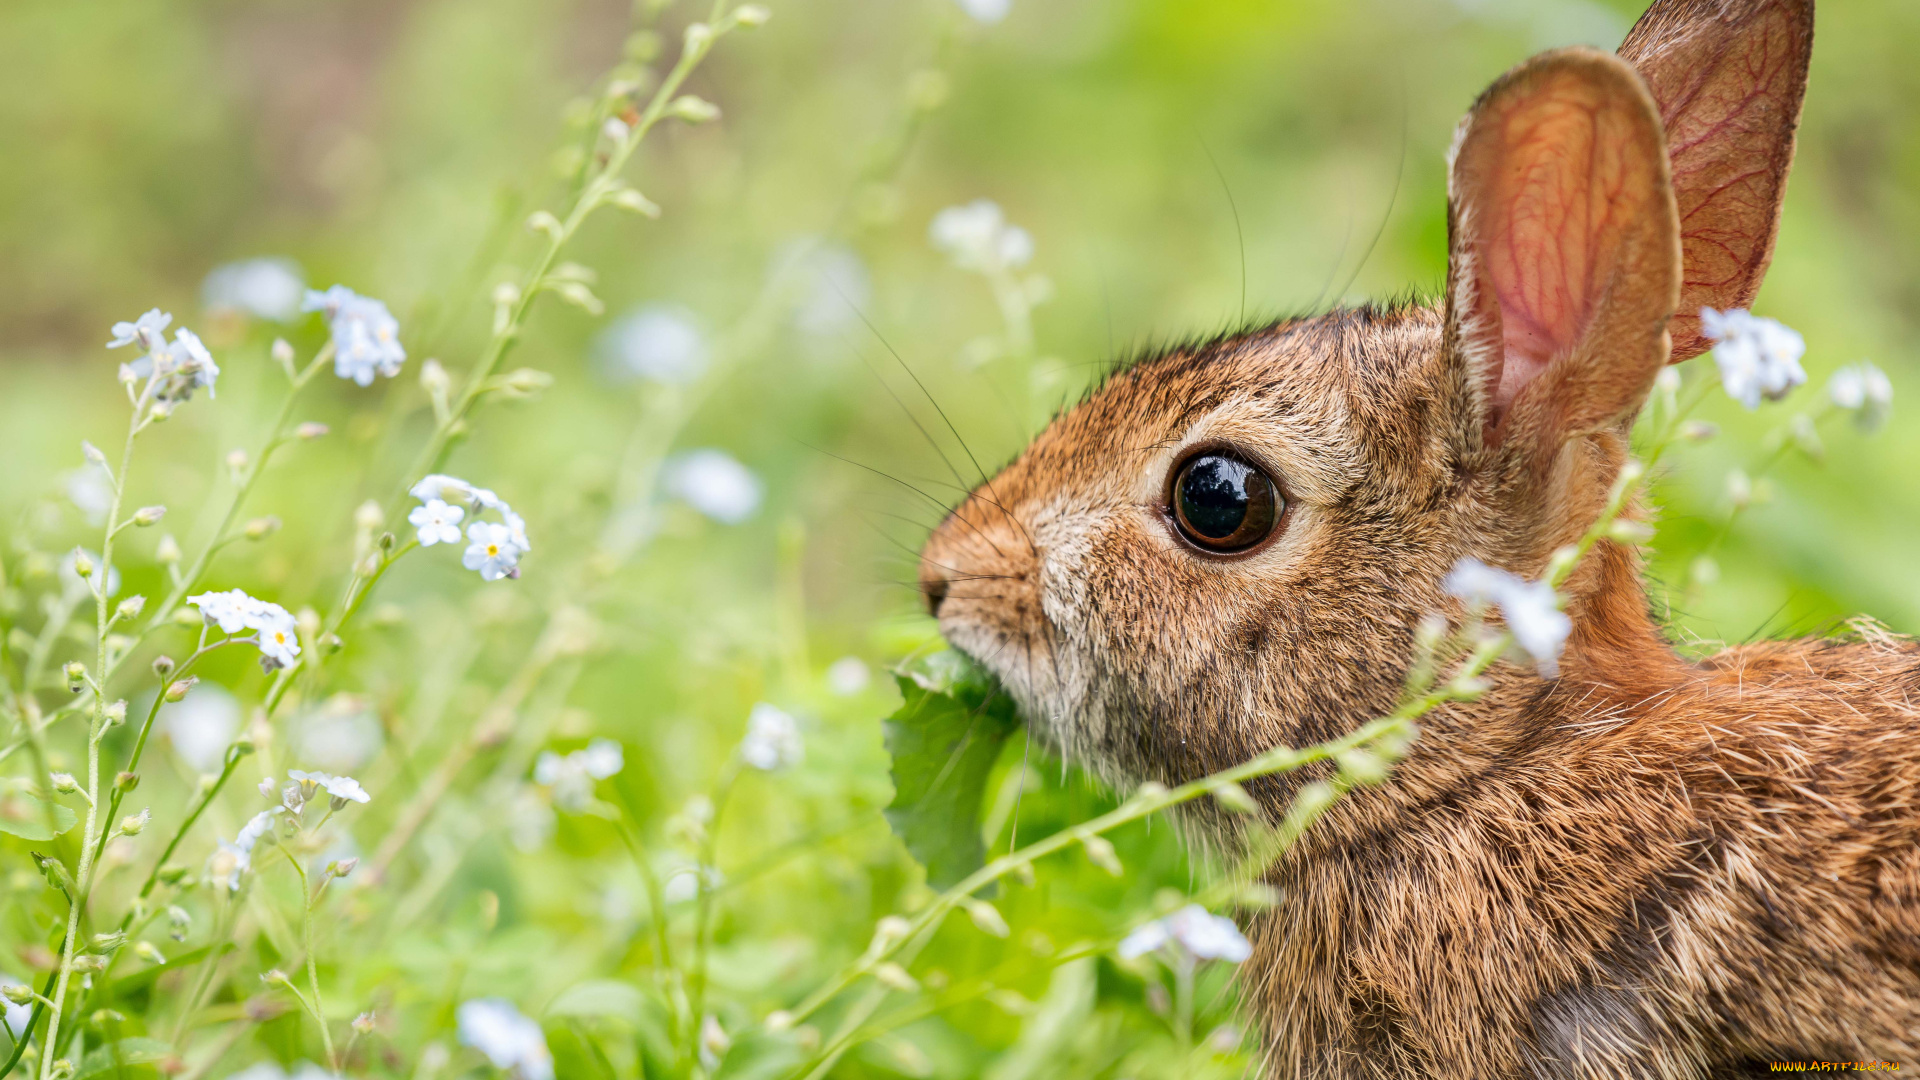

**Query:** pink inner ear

left=1471, top=84, right=1643, bottom=420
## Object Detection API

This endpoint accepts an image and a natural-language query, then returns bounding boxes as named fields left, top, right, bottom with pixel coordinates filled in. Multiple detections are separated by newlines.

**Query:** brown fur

left=919, top=1, right=1920, bottom=1075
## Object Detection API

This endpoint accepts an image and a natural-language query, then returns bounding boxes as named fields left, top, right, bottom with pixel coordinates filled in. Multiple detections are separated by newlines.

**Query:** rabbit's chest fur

left=1250, top=632, right=1920, bottom=1079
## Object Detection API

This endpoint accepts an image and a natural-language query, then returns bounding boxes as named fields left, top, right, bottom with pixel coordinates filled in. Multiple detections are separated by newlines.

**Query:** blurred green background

left=0, top=0, right=1912, bottom=1076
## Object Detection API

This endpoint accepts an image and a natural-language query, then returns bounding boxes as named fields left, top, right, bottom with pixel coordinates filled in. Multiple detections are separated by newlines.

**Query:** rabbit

left=918, top=0, right=1920, bottom=1076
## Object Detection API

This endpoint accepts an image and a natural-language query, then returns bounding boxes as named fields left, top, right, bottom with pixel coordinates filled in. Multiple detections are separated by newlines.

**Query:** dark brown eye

left=1170, top=453, right=1281, bottom=553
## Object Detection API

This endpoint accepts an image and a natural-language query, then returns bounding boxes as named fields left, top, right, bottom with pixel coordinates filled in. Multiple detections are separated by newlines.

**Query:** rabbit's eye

left=1170, top=452, right=1281, bottom=554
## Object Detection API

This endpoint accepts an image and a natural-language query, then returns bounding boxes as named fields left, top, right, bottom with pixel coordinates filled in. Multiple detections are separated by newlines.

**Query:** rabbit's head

left=919, top=0, right=1812, bottom=787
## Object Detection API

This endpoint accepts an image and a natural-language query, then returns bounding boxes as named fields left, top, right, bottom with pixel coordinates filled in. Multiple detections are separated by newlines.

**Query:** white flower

left=825, top=656, right=871, bottom=696
left=1828, top=361, right=1893, bottom=432
left=409, top=474, right=476, bottom=505
left=166, top=328, right=220, bottom=399
left=739, top=703, right=802, bottom=771
left=203, top=258, right=305, bottom=322
left=288, top=769, right=371, bottom=805
left=188, top=589, right=302, bottom=669
left=462, top=521, right=523, bottom=581
left=508, top=789, right=556, bottom=852
left=930, top=200, right=1033, bottom=271
left=409, top=499, right=465, bottom=546
left=456, top=998, right=553, bottom=1080
left=211, top=809, right=281, bottom=891
left=594, top=304, right=708, bottom=385
left=662, top=449, right=761, bottom=525
left=160, top=683, right=241, bottom=772
left=253, top=607, right=301, bottom=670
left=532, top=738, right=623, bottom=811
left=188, top=588, right=258, bottom=634
left=304, top=285, right=406, bottom=386
left=1118, top=905, right=1252, bottom=963
left=1443, top=558, right=1571, bottom=677
left=0, top=975, right=30, bottom=1039
left=1701, top=307, right=1806, bottom=410
left=107, top=309, right=172, bottom=353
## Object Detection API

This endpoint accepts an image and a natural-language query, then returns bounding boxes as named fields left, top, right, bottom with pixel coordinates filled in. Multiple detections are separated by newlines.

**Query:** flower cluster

left=264, top=770, right=372, bottom=812
left=304, top=285, right=406, bottom=386
left=929, top=199, right=1033, bottom=273
left=1118, top=905, right=1252, bottom=964
left=1443, top=558, right=1571, bottom=677
left=532, top=739, right=624, bottom=811
left=108, top=308, right=221, bottom=406
left=1703, top=307, right=1806, bottom=410
left=189, top=588, right=302, bottom=670
left=409, top=475, right=531, bottom=581
left=457, top=998, right=553, bottom=1080
left=739, top=703, right=802, bottom=771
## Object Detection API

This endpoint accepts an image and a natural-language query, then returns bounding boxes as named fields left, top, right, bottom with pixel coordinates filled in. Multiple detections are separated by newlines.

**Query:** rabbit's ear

left=1619, top=0, right=1814, bottom=361
left=1444, top=49, right=1679, bottom=453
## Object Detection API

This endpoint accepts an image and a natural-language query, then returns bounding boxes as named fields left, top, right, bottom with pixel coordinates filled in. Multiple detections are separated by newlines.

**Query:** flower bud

left=71, top=550, right=94, bottom=579
left=243, top=516, right=281, bottom=540
left=500, top=368, right=555, bottom=398
left=1336, top=747, right=1390, bottom=786
left=90, top=931, right=126, bottom=953
left=1081, top=835, right=1123, bottom=876
left=352, top=1011, right=376, bottom=1034
left=152, top=655, right=174, bottom=678
left=421, top=358, right=452, bottom=396
left=378, top=531, right=395, bottom=553
left=48, top=1059, right=74, bottom=1080
left=607, top=186, right=662, bottom=218
left=64, top=661, right=87, bottom=693
left=114, top=595, right=145, bottom=621
left=262, top=969, right=292, bottom=987
left=733, top=4, right=770, bottom=26
left=600, top=116, right=631, bottom=144
left=131, top=505, right=166, bottom=527
left=147, top=401, right=173, bottom=424
left=327, top=857, right=359, bottom=879
left=82, top=441, right=108, bottom=468
left=1608, top=519, right=1656, bottom=545
left=115, top=771, right=139, bottom=792
left=296, top=422, right=329, bottom=441
left=157, top=865, right=189, bottom=887
left=1725, top=469, right=1753, bottom=510
left=103, top=700, right=128, bottom=727
left=1, top=983, right=31, bottom=1006
left=873, top=963, right=918, bottom=993
left=156, top=534, right=182, bottom=565
left=319, top=633, right=344, bottom=655
left=226, top=449, right=249, bottom=480
left=297, top=607, right=321, bottom=641
left=667, top=95, right=721, bottom=123
left=684, top=22, right=714, bottom=51
left=164, top=677, right=196, bottom=703
left=354, top=500, right=384, bottom=531
left=170, top=606, right=203, bottom=629
left=133, top=941, right=166, bottom=965
left=272, top=337, right=296, bottom=372
left=1680, top=420, right=1719, bottom=443
left=119, top=808, right=149, bottom=835
left=525, top=211, right=563, bottom=239
left=70, top=955, right=105, bottom=975
left=871, top=915, right=912, bottom=953
left=962, top=898, right=1009, bottom=938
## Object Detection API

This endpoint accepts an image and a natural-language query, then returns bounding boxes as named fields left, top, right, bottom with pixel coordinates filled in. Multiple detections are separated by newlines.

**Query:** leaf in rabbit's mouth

left=882, top=650, right=1022, bottom=891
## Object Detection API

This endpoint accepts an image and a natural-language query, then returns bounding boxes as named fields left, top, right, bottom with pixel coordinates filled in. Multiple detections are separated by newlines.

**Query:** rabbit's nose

left=922, top=573, right=950, bottom=618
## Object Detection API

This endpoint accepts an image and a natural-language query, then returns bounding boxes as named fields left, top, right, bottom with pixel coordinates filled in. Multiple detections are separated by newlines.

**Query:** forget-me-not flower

left=409, top=499, right=465, bottom=546
left=305, top=285, right=406, bottom=386
left=1443, top=558, right=1571, bottom=677
left=1702, top=307, right=1806, bottom=410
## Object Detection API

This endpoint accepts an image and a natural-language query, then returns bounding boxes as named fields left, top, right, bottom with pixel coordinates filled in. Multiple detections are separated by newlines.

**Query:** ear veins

left=1618, top=0, right=1813, bottom=361
left=1444, top=49, right=1678, bottom=455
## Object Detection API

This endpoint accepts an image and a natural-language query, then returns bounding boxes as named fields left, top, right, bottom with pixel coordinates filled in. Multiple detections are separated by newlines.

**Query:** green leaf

left=76, top=1037, right=172, bottom=1079
left=882, top=655, right=1021, bottom=890
left=545, top=979, right=651, bottom=1024
left=0, top=790, right=77, bottom=842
